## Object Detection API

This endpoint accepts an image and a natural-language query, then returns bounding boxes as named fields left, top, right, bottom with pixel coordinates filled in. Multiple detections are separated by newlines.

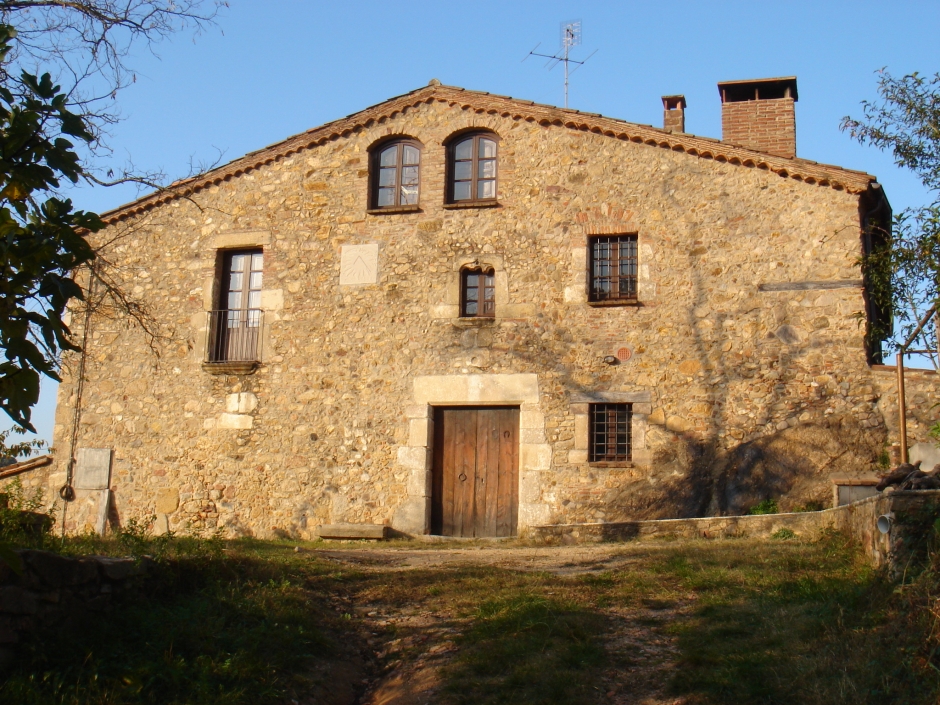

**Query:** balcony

left=203, top=309, right=263, bottom=375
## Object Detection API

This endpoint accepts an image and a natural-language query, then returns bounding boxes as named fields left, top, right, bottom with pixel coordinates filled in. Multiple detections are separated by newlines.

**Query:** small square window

left=461, top=268, right=495, bottom=317
left=589, top=235, right=638, bottom=302
left=589, top=403, right=632, bottom=462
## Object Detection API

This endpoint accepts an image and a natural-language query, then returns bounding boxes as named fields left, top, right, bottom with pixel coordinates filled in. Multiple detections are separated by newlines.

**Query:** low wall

left=0, top=550, right=151, bottom=667
left=531, top=490, right=940, bottom=574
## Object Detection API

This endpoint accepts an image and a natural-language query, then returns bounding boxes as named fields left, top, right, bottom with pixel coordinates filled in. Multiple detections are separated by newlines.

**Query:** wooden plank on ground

left=317, top=523, right=387, bottom=540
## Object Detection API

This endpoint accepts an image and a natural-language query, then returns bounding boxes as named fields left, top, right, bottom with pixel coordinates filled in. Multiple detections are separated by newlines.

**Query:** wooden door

left=431, top=406, right=519, bottom=537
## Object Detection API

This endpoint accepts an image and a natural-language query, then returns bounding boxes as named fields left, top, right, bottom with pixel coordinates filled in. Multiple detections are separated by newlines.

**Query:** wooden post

left=897, top=351, right=908, bottom=464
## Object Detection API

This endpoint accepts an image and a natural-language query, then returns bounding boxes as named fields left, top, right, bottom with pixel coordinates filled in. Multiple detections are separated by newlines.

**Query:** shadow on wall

left=507, top=209, right=886, bottom=522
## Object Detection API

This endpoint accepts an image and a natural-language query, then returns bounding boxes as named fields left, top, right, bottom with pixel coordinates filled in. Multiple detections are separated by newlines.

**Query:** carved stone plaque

left=74, top=448, right=113, bottom=490
left=339, top=244, right=379, bottom=285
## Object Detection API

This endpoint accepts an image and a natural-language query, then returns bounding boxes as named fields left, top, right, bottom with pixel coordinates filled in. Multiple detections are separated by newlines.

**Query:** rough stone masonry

left=11, top=78, right=938, bottom=539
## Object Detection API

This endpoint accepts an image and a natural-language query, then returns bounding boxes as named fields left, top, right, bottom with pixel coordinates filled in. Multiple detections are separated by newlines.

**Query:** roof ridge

left=100, top=83, right=877, bottom=223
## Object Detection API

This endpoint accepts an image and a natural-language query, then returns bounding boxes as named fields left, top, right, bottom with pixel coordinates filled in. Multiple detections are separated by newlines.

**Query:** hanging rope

left=59, top=269, right=95, bottom=538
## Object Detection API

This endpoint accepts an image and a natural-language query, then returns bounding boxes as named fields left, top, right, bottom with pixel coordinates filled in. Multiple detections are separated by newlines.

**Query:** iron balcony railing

left=205, top=309, right=264, bottom=363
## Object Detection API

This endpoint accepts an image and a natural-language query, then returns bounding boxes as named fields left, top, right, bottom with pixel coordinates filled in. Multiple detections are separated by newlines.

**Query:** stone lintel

left=758, top=280, right=863, bottom=292
left=570, top=391, right=652, bottom=404
left=413, top=374, right=539, bottom=405
left=212, top=230, right=271, bottom=249
left=405, top=404, right=432, bottom=419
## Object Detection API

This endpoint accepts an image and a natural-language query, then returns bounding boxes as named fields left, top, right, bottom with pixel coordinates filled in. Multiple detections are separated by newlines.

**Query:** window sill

left=443, top=200, right=499, bottom=210
left=202, top=361, right=260, bottom=376
left=366, top=205, right=422, bottom=215
left=588, top=461, right=635, bottom=468
left=587, top=298, right=640, bottom=308
left=452, top=317, right=498, bottom=328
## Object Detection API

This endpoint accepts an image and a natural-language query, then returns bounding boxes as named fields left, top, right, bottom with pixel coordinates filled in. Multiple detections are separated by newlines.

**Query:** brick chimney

left=717, top=77, right=798, bottom=158
left=662, top=95, right=686, bottom=133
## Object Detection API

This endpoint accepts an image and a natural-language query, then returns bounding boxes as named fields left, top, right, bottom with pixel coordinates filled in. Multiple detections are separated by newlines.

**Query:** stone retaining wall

left=0, top=550, right=150, bottom=667
left=532, top=490, right=940, bottom=575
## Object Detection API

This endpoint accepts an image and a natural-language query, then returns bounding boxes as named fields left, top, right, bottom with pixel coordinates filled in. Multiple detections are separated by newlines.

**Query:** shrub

left=748, top=498, right=779, bottom=515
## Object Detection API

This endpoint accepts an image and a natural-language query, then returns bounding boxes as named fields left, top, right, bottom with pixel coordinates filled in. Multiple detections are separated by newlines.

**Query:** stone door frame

left=394, top=374, right=551, bottom=535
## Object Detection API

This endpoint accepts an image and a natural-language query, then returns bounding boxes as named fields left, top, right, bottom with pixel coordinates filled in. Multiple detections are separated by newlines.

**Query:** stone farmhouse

left=24, top=76, right=938, bottom=538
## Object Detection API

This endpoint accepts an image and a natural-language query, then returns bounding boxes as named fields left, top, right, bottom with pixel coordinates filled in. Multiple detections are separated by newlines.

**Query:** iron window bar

left=589, top=403, right=632, bottom=462
left=589, top=235, right=638, bottom=301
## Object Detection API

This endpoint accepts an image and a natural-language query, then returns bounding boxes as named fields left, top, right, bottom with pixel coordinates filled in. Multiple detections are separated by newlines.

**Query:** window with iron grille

left=589, top=403, right=632, bottom=462
left=589, top=234, right=638, bottom=302
left=461, top=268, right=496, bottom=317
left=370, top=139, right=421, bottom=209
left=447, top=132, right=498, bottom=204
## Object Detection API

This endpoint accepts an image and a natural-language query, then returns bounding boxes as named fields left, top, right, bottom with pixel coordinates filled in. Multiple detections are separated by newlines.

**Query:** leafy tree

left=842, top=70, right=940, bottom=367
left=0, top=2, right=222, bottom=431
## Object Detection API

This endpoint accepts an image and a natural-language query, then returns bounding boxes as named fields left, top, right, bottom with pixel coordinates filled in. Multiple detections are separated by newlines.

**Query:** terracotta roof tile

left=101, top=83, right=878, bottom=223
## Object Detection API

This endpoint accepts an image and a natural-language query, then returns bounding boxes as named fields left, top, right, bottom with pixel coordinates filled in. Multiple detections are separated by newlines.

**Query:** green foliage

left=0, top=476, right=54, bottom=572
left=0, top=476, right=53, bottom=546
left=843, top=71, right=940, bottom=364
left=772, top=528, right=797, bottom=540
left=748, top=498, right=779, bottom=515
left=0, top=23, right=103, bottom=431
left=0, top=424, right=44, bottom=461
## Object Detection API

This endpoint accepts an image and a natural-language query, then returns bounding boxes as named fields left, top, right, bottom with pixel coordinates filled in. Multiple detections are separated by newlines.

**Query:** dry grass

left=2, top=531, right=938, bottom=704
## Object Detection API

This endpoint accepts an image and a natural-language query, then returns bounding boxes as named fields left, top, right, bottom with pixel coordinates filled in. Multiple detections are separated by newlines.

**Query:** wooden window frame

left=445, top=132, right=499, bottom=207
left=219, top=248, right=263, bottom=311
left=460, top=267, right=496, bottom=318
left=369, top=138, right=422, bottom=212
left=588, top=234, right=638, bottom=304
left=588, top=403, right=632, bottom=463
left=207, top=248, right=264, bottom=364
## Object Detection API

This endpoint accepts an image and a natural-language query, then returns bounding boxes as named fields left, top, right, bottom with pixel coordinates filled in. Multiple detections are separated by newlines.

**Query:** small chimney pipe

left=662, top=95, right=686, bottom=134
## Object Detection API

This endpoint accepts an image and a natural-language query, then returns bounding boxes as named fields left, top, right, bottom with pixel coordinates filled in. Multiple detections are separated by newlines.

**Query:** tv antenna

left=524, top=20, right=597, bottom=108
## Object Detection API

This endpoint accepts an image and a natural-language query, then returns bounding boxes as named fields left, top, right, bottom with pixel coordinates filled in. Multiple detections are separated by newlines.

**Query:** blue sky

left=7, top=0, right=940, bottom=448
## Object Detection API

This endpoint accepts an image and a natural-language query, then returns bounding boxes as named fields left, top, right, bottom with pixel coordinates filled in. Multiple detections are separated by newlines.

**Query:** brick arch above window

left=367, top=136, right=423, bottom=212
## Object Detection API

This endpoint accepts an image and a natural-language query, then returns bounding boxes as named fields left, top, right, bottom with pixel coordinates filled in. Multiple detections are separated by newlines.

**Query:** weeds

left=748, top=498, right=779, bottom=515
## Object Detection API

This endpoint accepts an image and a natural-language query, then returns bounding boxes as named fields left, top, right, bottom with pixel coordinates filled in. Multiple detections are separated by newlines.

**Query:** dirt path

left=311, top=543, right=691, bottom=705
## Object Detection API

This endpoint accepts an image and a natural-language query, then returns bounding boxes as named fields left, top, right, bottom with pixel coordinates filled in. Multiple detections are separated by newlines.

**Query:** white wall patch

left=340, top=244, right=379, bottom=285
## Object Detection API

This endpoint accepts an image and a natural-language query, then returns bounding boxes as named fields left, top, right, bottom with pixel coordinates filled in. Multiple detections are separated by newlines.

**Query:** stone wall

left=30, top=90, right=937, bottom=538
left=532, top=489, right=940, bottom=576
left=0, top=550, right=149, bottom=667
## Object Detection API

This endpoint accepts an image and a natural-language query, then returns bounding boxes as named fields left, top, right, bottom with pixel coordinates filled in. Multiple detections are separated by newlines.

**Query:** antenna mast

left=524, top=20, right=597, bottom=108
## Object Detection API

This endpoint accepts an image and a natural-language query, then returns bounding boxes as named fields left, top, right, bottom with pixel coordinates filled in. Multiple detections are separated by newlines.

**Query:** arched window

left=371, top=139, right=421, bottom=209
left=461, top=268, right=495, bottom=317
left=448, top=133, right=498, bottom=204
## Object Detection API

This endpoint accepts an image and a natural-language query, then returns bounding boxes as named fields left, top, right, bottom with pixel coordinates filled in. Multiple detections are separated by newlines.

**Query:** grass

left=1, top=540, right=354, bottom=705
left=1, top=528, right=939, bottom=704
